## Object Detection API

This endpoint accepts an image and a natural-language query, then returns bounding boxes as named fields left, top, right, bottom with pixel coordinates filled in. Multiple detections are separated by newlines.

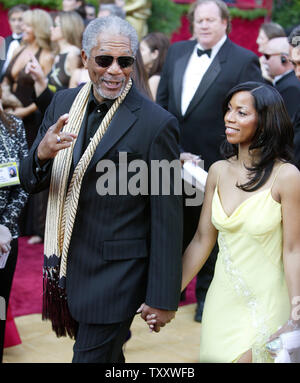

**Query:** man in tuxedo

left=20, top=16, right=182, bottom=363
left=263, top=37, right=300, bottom=167
left=0, top=5, right=29, bottom=82
left=157, top=0, right=263, bottom=322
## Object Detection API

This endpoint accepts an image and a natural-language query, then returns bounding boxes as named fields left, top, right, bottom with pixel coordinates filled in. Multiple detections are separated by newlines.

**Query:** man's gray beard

left=94, top=81, right=126, bottom=100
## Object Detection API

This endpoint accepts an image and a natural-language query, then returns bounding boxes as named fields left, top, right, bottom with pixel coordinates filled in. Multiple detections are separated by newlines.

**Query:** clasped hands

left=137, top=303, right=176, bottom=333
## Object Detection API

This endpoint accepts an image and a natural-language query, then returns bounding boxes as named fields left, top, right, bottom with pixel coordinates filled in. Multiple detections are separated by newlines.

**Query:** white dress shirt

left=181, top=35, right=227, bottom=116
left=273, top=70, right=294, bottom=85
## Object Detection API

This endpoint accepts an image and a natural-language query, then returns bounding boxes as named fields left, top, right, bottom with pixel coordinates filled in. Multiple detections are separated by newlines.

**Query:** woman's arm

left=181, top=162, right=219, bottom=291
left=268, top=164, right=300, bottom=345
left=281, top=164, right=300, bottom=327
left=13, top=103, right=37, bottom=119
left=25, top=54, right=48, bottom=97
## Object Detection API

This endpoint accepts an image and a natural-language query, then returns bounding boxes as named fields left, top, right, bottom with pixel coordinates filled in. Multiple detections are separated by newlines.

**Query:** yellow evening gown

left=199, top=168, right=290, bottom=363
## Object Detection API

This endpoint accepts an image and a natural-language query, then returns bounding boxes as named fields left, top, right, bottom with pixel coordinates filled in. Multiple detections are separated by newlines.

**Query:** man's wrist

left=34, top=148, right=50, bottom=175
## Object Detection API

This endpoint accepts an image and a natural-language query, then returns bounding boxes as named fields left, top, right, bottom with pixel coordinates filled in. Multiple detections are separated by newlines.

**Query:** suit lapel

left=174, top=42, right=196, bottom=116
left=184, top=38, right=231, bottom=118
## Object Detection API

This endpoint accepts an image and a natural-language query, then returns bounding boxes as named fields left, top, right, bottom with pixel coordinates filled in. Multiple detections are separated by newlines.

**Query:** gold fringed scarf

left=43, top=79, right=132, bottom=338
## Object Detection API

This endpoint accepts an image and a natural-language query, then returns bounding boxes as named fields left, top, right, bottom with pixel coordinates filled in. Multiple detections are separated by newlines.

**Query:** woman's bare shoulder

left=209, top=160, right=230, bottom=174
left=276, top=162, right=300, bottom=196
left=206, top=160, right=229, bottom=188
left=277, top=162, right=300, bottom=181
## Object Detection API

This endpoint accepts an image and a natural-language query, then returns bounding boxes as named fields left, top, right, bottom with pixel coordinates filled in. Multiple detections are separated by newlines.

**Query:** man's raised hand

left=37, top=114, right=77, bottom=163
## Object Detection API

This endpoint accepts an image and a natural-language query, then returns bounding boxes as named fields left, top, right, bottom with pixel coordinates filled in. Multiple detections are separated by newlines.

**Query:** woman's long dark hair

left=142, top=32, right=170, bottom=78
left=221, top=81, right=295, bottom=192
left=132, top=48, right=153, bottom=100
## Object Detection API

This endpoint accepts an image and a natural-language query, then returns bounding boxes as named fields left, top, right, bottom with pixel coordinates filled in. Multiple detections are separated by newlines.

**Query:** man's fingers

left=51, top=114, right=69, bottom=134
left=136, top=303, right=145, bottom=314
left=56, top=132, right=76, bottom=144
left=55, top=141, right=73, bottom=151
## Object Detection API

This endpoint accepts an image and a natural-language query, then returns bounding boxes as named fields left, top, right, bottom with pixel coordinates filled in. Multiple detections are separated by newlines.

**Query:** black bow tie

left=197, top=48, right=212, bottom=58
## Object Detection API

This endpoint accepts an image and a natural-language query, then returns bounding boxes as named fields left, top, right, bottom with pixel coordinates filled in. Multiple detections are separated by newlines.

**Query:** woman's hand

left=180, top=152, right=201, bottom=166
left=25, top=53, right=45, bottom=83
left=0, top=225, right=12, bottom=255
left=25, top=53, right=48, bottom=97
left=266, top=319, right=300, bottom=357
left=146, top=313, right=157, bottom=332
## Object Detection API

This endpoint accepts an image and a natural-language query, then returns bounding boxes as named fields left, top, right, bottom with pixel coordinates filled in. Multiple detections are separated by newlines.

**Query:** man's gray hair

left=82, top=16, right=139, bottom=58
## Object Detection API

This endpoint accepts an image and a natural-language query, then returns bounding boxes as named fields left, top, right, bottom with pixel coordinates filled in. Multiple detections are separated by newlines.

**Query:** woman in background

left=26, top=11, right=84, bottom=115
left=1, top=8, right=53, bottom=147
left=2, top=9, right=53, bottom=244
left=0, top=86, right=28, bottom=362
left=47, top=11, right=84, bottom=93
left=140, top=32, right=169, bottom=101
left=132, top=48, right=152, bottom=100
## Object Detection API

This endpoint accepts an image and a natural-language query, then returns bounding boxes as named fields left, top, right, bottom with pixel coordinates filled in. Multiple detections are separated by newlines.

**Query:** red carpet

left=10, top=237, right=44, bottom=318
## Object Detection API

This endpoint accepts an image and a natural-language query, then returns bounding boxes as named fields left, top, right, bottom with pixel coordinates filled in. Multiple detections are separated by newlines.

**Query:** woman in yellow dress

left=148, top=82, right=300, bottom=362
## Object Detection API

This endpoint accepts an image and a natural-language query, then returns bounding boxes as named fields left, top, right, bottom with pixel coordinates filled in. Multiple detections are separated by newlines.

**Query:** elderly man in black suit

left=157, top=0, right=263, bottom=322
left=20, top=16, right=182, bottom=363
left=263, top=37, right=300, bottom=167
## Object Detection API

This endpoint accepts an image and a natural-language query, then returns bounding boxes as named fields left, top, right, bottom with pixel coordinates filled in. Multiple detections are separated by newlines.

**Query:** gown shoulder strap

left=270, top=163, right=286, bottom=189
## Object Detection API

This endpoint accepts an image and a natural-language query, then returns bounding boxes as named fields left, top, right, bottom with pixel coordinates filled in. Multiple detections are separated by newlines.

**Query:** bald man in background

left=263, top=38, right=300, bottom=120
left=263, top=37, right=300, bottom=166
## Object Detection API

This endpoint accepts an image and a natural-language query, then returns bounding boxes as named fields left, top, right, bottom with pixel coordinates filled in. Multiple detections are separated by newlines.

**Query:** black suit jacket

left=157, top=38, right=263, bottom=170
left=20, top=84, right=183, bottom=324
left=275, top=71, right=300, bottom=122
left=275, top=71, right=300, bottom=167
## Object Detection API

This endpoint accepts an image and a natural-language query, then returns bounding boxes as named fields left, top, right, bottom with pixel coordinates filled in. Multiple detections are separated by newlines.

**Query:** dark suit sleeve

left=280, top=87, right=300, bottom=122
left=239, top=53, right=264, bottom=83
left=156, top=47, right=173, bottom=110
left=35, top=87, right=55, bottom=116
left=146, top=114, right=183, bottom=311
left=19, top=92, right=59, bottom=194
